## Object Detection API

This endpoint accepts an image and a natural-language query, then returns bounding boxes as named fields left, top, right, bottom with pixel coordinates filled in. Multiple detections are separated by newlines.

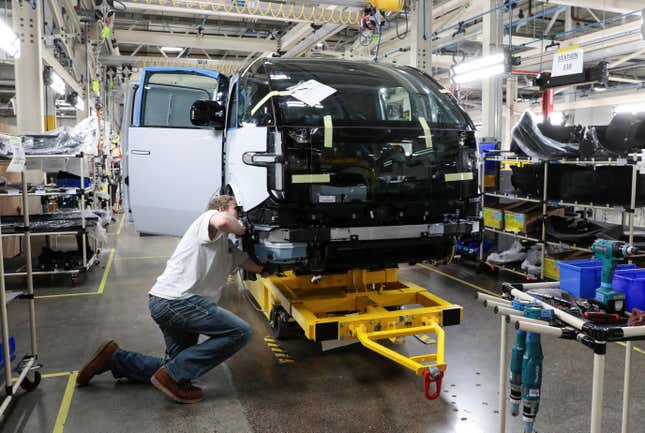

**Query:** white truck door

left=127, top=68, right=224, bottom=236
left=121, top=80, right=137, bottom=223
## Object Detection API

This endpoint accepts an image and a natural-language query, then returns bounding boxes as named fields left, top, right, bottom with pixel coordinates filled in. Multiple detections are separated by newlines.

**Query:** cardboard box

left=504, top=203, right=564, bottom=234
left=483, top=205, right=507, bottom=230
left=484, top=175, right=496, bottom=188
left=503, top=202, right=541, bottom=234
left=544, top=251, right=590, bottom=280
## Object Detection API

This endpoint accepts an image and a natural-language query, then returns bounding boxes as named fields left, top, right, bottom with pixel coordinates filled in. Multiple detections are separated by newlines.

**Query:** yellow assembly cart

left=242, top=267, right=462, bottom=400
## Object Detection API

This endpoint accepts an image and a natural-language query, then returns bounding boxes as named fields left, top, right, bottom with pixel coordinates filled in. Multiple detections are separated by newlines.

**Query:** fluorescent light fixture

left=49, top=72, right=66, bottom=95
left=74, top=97, right=85, bottom=111
left=452, top=53, right=506, bottom=75
left=614, top=103, right=645, bottom=114
left=160, top=46, right=183, bottom=53
left=0, top=18, right=20, bottom=58
left=452, top=63, right=505, bottom=85
left=536, top=111, right=565, bottom=124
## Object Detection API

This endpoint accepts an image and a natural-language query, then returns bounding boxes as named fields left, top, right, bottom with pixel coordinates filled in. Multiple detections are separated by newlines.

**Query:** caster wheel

left=269, top=306, right=301, bottom=340
left=21, top=371, right=41, bottom=391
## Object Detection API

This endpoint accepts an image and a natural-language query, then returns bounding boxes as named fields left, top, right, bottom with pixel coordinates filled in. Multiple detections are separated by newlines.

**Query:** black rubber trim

left=442, top=308, right=461, bottom=326
left=315, top=322, right=338, bottom=341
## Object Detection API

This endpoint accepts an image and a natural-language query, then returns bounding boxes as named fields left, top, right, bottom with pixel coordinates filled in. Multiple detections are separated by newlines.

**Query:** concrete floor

left=1, top=218, right=645, bottom=433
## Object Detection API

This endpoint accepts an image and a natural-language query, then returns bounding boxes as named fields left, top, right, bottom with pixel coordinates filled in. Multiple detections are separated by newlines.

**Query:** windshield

left=262, top=60, right=470, bottom=129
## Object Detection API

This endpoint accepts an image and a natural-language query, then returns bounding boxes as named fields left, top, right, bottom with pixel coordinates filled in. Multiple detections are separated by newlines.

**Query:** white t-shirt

left=149, top=210, right=248, bottom=302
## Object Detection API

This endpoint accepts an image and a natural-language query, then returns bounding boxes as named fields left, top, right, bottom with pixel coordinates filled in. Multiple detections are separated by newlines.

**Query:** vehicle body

left=123, top=59, right=479, bottom=273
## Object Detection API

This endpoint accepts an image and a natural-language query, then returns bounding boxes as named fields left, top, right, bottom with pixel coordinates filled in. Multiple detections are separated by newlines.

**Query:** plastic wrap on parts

left=486, top=241, right=527, bottom=264
left=0, top=209, right=108, bottom=233
left=0, top=116, right=99, bottom=156
left=511, top=111, right=579, bottom=159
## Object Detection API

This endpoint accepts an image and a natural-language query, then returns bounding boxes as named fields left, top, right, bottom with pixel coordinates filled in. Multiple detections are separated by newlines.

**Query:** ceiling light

left=452, top=63, right=506, bottom=85
left=452, top=53, right=506, bottom=76
left=49, top=72, right=66, bottom=95
left=0, top=18, right=20, bottom=59
left=160, top=46, right=183, bottom=53
left=614, top=103, right=645, bottom=114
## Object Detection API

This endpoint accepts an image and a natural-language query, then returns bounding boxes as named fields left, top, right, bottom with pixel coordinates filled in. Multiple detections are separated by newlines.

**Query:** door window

left=140, top=72, right=219, bottom=128
left=238, top=65, right=273, bottom=127
left=226, top=83, right=238, bottom=129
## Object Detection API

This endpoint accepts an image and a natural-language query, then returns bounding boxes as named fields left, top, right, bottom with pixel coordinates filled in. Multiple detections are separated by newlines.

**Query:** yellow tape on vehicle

left=292, top=174, right=331, bottom=184
left=418, top=117, right=433, bottom=148
left=251, top=90, right=292, bottom=116
left=445, top=172, right=474, bottom=182
left=323, top=115, right=333, bottom=148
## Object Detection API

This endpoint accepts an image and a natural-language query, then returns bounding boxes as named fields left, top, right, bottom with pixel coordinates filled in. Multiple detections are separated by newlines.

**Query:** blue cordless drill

left=592, top=240, right=639, bottom=313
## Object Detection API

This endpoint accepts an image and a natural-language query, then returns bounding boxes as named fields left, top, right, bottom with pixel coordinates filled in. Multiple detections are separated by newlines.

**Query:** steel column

left=12, top=0, right=45, bottom=134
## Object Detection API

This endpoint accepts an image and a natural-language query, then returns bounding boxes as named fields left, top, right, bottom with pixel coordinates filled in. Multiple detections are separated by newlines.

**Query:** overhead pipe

left=504, top=5, right=568, bottom=30
left=432, top=1, right=516, bottom=37
left=515, top=8, right=642, bottom=50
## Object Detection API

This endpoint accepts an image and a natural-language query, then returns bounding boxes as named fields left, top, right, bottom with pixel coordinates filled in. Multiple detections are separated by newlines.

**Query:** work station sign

left=552, top=45, right=584, bottom=77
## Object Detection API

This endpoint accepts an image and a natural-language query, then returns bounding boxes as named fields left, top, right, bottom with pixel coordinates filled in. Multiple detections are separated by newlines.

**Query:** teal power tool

left=509, top=300, right=528, bottom=416
left=591, top=239, right=639, bottom=313
left=520, top=305, right=554, bottom=433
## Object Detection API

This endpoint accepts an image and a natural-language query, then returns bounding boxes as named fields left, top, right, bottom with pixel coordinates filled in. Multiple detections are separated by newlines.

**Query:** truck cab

left=123, top=59, right=478, bottom=273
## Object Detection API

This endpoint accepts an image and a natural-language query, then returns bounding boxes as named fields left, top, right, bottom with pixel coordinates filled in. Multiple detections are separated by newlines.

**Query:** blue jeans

left=111, top=295, right=252, bottom=384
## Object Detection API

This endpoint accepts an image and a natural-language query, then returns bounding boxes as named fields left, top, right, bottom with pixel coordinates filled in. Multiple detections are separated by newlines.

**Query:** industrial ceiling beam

left=121, top=1, right=362, bottom=25
left=548, top=0, right=643, bottom=14
left=280, top=23, right=315, bottom=53
left=115, top=29, right=277, bottom=53
left=283, top=23, right=345, bottom=58
left=99, top=55, right=243, bottom=74
left=41, top=49, right=84, bottom=95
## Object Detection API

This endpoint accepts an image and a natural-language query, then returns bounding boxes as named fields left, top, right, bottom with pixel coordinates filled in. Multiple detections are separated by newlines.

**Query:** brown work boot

left=76, top=340, right=119, bottom=386
left=150, top=366, right=204, bottom=404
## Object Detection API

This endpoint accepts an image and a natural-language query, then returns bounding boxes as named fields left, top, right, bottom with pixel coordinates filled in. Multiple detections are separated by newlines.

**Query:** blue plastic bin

left=613, top=269, right=645, bottom=311
left=0, top=336, right=16, bottom=367
left=479, top=142, right=497, bottom=171
left=557, top=259, right=636, bottom=299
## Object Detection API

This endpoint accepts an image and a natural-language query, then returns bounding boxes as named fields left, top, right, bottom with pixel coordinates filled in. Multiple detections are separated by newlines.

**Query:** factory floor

left=1, top=217, right=645, bottom=433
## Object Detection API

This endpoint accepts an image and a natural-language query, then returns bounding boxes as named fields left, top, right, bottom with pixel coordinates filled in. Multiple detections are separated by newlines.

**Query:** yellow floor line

left=114, top=255, right=170, bottom=261
left=417, top=264, right=645, bottom=356
left=264, top=336, right=295, bottom=363
left=52, top=372, right=78, bottom=433
left=416, top=263, right=500, bottom=297
left=42, top=371, right=73, bottom=379
left=116, top=214, right=126, bottom=236
left=96, top=249, right=116, bottom=295
left=11, top=371, right=72, bottom=382
left=35, top=249, right=115, bottom=300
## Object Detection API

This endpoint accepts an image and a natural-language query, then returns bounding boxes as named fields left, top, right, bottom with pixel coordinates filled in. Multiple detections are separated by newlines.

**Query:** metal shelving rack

left=0, top=171, right=42, bottom=417
left=479, top=151, right=643, bottom=280
left=1, top=153, right=100, bottom=281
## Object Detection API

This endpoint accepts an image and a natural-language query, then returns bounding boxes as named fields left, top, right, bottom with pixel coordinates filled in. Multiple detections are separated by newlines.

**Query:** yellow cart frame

left=243, top=268, right=463, bottom=399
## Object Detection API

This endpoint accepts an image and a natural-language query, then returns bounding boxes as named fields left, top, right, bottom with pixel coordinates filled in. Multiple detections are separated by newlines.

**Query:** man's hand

left=260, top=263, right=279, bottom=278
left=210, top=212, right=246, bottom=237
left=241, top=256, right=263, bottom=274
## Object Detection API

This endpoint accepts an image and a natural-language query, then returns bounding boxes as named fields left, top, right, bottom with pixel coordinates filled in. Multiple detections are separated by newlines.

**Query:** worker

left=76, top=195, right=265, bottom=404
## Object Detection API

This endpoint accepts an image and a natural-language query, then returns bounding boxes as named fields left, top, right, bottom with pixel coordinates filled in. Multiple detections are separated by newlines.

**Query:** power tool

left=509, top=300, right=529, bottom=416
left=509, top=329, right=526, bottom=416
left=520, top=306, right=549, bottom=433
left=591, top=239, right=639, bottom=313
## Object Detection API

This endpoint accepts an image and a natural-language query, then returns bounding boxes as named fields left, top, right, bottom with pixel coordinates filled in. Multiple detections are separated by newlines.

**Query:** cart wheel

left=269, top=307, right=300, bottom=340
left=20, top=371, right=41, bottom=391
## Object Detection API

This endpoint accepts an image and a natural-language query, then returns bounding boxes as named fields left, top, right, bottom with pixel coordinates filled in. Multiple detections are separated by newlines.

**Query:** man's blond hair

left=208, top=195, right=237, bottom=211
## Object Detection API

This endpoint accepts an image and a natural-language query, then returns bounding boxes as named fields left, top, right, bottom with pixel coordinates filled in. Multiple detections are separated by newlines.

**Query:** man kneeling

left=77, top=195, right=265, bottom=403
